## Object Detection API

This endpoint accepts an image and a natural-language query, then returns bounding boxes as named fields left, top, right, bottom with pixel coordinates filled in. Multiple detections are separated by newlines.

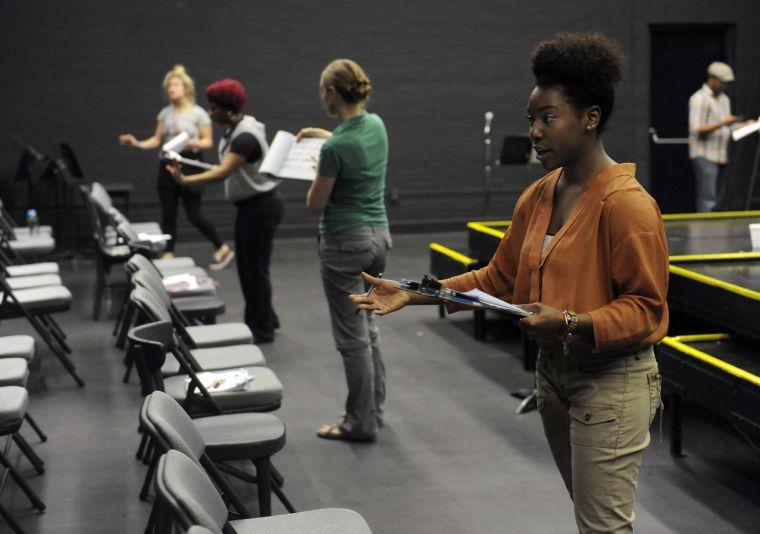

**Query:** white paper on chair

left=138, top=232, right=172, bottom=243
left=162, top=274, right=198, bottom=292
left=259, top=130, right=325, bottom=181
left=188, top=368, right=253, bottom=392
left=732, top=117, right=760, bottom=142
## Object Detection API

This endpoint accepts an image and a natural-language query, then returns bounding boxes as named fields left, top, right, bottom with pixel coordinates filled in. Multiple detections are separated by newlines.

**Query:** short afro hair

left=531, top=32, right=625, bottom=133
left=205, top=78, right=246, bottom=113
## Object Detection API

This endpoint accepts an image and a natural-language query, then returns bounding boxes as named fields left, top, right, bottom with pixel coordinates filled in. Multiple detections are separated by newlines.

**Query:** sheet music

left=732, top=117, right=760, bottom=142
left=259, top=130, right=324, bottom=181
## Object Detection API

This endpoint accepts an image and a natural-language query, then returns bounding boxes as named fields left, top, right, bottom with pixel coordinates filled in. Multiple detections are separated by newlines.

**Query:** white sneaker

left=209, top=249, right=235, bottom=271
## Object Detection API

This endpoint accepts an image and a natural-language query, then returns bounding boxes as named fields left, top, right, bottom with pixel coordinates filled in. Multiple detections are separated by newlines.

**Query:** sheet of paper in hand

left=259, top=130, right=325, bottom=181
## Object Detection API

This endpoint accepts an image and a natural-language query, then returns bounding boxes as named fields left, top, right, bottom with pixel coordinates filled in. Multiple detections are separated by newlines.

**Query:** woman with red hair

left=119, top=65, right=231, bottom=268
left=167, top=78, right=284, bottom=343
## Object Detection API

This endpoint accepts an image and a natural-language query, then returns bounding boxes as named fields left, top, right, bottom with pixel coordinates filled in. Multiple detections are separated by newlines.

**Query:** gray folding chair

left=141, top=391, right=292, bottom=517
left=155, top=450, right=372, bottom=534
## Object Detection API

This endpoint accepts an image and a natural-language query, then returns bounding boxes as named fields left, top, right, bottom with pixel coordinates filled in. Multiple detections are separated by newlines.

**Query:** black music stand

left=496, top=135, right=532, bottom=165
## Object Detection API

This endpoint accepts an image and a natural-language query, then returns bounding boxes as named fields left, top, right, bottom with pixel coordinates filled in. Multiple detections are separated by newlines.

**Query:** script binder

left=259, top=130, right=325, bottom=181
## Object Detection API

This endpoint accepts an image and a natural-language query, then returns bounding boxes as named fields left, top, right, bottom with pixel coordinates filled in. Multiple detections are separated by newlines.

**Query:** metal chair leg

left=0, top=452, right=46, bottom=511
left=0, top=503, right=28, bottom=534
left=24, top=413, right=48, bottom=442
left=140, top=449, right=158, bottom=501
left=12, top=433, right=45, bottom=474
left=254, top=457, right=272, bottom=517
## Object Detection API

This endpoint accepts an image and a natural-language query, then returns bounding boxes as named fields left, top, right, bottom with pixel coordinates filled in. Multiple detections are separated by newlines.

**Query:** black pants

left=157, top=158, right=223, bottom=253
left=234, top=189, right=285, bottom=340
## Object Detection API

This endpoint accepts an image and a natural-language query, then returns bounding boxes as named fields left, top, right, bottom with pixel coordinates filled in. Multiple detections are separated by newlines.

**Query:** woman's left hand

left=518, top=302, right=565, bottom=342
left=165, top=161, right=187, bottom=184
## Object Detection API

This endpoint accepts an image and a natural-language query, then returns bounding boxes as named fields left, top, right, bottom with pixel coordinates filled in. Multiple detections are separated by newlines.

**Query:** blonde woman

left=119, top=65, right=233, bottom=268
left=298, top=59, right=392, bottom=442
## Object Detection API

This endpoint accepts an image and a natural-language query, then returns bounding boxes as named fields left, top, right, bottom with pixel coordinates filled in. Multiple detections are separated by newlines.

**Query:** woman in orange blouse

left=351, top=33, right=668, bottom=533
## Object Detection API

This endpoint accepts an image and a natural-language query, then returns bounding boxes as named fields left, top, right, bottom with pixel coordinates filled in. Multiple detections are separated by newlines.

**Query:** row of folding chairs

left=120, top=252, right=372, bottom=531
left=0, top=336, right=51, bottom=534
left=0, top=198, right=81, bottom=387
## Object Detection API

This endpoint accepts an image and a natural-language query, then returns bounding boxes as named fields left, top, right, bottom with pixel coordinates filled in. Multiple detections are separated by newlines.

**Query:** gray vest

left=219, top=115, right=280, bottom=202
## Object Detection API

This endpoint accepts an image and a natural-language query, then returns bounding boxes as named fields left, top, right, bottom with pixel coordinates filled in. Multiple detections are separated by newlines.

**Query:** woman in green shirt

left=298, top=59, right=392, bottom=442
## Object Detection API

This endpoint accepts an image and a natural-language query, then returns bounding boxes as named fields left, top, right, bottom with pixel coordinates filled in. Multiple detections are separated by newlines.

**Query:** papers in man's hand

left=259, top=130, right=325, bottom=181
left=461, top=289, right=532, bottom=317
left=162, top=274, right=198, bottom=292
left=138, top=232, right=172, bottom=243
left=163, top=132, right=190, bottom=154
left=188, top=368, right=253, bottom=393
left=732, top=118, right=760, bottom=142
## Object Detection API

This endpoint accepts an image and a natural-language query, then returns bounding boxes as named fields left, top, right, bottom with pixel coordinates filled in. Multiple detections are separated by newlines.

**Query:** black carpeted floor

left=2, top=232, right=759, bottom=533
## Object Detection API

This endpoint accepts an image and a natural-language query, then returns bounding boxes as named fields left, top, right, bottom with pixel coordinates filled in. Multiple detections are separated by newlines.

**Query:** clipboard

left=400, top=275, right=532, bottom=317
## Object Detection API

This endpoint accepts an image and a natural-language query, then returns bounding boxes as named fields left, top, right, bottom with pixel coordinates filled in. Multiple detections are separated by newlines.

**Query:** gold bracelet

left=561, top=309, right=578, bottom=356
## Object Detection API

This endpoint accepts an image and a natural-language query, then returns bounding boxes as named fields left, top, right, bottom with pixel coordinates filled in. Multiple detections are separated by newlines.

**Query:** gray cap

left=707, top=61, right=735, bottom=83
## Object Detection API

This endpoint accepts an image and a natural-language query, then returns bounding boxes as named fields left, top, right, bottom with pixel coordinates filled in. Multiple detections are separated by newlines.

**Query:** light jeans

left=319, top=225, right=392, bottom=439
left=536, top=347, right=662, bottom=533
left=692, top=156, right=722, bottom=212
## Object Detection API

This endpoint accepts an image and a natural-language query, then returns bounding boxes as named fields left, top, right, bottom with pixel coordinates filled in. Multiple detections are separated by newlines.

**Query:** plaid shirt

left=688, top=84, right=732, bottom=164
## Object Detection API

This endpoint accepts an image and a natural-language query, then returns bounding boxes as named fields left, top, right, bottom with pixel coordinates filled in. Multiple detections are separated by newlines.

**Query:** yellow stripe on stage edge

left=428, top=243, right=478, bottom=267
left=661, top=335, right=760, bottom=387
left=669, top=251, right=760, bottom=262
left=466, top=222, right=508, bottom=239
left=668, top=264, right=760, bottom=301
left=662, top=210, right=760, bottom=221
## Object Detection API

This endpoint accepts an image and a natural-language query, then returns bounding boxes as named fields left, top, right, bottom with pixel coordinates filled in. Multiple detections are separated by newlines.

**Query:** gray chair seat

left=5, top=285, right=72, bottom=312
left=161, top=344, right=266, bottom=376
left=164, top=275, right=217, bottom=297
left=6, top=274, right=62, bottom=290
left=186, top=323, right=253, bottom=348
left=0, top=386, right=28, bottom=429
left=164, top=366, right=282, bottom=411
left=5, top=262, right=59, bottom=276
left=158, top=266, right=209, bottom=279
left=0, top=358, right=29, bottom=387
left=0, top=335, right=35, bottom=360
left=12, top=225, right=53, bottom=237
left=231, top=508, right=373, bottom=534
left=172, top=295, right=226, bottom=318
left=195, top=412, right=285, bottom=461
left=154, top=257, right=197, bottom=270
left=9, top=234, right=56, bottom=255
left=103, top=244, right=131, bottom=258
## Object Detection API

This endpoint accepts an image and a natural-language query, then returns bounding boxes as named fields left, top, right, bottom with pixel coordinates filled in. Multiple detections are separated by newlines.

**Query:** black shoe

left=254, top=333, right=275, bottom=344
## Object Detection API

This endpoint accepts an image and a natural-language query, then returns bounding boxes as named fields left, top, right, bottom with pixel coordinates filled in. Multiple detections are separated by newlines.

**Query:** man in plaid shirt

left=688, top=62, right=754, bottom=212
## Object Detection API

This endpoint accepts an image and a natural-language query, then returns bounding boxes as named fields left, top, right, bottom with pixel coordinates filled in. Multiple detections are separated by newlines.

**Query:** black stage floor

left=2, top=233, right=759, bottom=533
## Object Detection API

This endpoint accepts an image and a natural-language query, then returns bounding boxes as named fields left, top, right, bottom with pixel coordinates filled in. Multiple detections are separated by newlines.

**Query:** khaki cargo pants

left=536, top=347, right=662, bottom=533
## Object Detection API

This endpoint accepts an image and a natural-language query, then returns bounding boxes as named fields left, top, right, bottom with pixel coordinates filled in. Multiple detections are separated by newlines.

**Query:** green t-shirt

left=318, top=112, right=389, bottom=233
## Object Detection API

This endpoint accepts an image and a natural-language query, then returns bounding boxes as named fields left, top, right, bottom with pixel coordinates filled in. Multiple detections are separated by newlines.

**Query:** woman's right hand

left=119, top=134, right=140, bottom=148
left=350, top=272, right=410, bottom=316
left=295, top=127, right=332, bottom=142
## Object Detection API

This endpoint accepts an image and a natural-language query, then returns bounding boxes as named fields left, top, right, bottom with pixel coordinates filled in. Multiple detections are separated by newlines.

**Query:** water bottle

left=26, top=209, right=39, bottom=235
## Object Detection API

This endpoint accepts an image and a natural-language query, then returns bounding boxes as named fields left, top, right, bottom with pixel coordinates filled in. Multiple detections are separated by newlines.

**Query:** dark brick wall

left=1, top=0, right=758, bottom=239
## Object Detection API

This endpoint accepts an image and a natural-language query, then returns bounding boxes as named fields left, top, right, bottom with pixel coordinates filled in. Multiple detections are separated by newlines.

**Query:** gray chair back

left=133, top=270, right=173, bottom=309
left=143, top=391, right=206, bottom=463
left=127, top=253, right=163, bottom=279
left=130, top=286, right=172, bottom=323
left=117, top=221, right=139, bottom=243
left=108, top=206, right=128, bottom=225
left=155, top=450, right=228, bottom=532
left=89, top=182, right=113, bottom=212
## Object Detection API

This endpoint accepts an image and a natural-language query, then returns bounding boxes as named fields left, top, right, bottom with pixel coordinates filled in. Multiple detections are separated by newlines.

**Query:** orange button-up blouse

left=443, top=163, right=669, bottom=354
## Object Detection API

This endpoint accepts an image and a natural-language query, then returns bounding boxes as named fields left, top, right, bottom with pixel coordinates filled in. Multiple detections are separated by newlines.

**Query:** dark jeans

left=157, top=157, right=223, bottom=253
left=234, top=189, right=285, bottom=341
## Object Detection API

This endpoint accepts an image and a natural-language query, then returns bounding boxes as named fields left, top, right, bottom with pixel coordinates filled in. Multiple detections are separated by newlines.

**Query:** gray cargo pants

left=536, top=346, right=662, bottom=533
left=319, top=225, right=392, bottom=440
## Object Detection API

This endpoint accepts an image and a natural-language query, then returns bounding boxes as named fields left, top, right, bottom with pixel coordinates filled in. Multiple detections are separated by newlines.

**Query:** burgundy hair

left=204, top=78, right=246, bottom=113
